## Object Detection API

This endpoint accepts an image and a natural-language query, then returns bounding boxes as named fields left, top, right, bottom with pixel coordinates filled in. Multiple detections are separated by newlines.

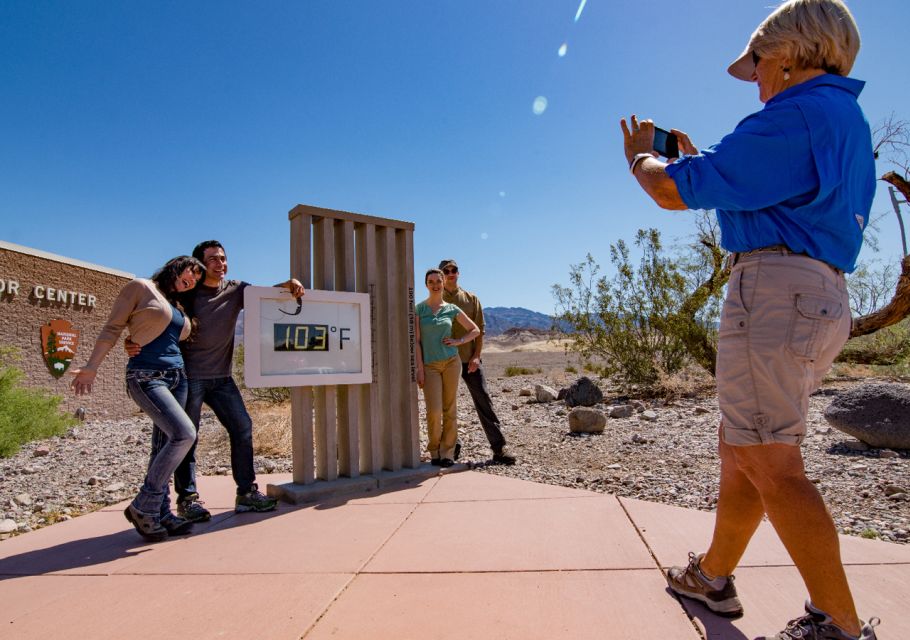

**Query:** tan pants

left=422, top=355, right=461, bottom=459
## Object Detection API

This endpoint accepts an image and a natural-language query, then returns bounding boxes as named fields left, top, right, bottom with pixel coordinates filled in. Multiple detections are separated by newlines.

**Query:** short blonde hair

left=750, top=0, right=860, bottom=75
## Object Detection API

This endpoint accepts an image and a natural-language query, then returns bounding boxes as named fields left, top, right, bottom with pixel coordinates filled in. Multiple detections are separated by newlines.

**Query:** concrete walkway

left=0, top=471, right=906, bottom=639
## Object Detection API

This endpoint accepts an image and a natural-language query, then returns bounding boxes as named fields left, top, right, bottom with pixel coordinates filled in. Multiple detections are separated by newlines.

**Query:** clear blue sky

left=2, top=1, right=908, bottom=314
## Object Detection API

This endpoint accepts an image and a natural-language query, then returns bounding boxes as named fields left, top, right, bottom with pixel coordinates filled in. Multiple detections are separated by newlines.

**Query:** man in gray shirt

left=134, top=240, right=304, bottom=520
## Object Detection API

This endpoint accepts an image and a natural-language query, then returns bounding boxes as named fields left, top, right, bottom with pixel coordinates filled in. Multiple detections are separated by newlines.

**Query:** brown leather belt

left=727, top=245, right=843, bottom=274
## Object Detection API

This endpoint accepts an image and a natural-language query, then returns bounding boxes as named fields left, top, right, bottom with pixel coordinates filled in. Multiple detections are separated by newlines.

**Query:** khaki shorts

left=716, top=251, right=851, bottom=446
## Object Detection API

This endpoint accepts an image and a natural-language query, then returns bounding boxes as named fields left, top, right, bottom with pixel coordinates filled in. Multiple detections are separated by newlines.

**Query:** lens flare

left=480, top=232, right=489, bottom=240
left=532, top=96, right=548, bottom=115
left=499, top=191, right=506, bottom=198
left=574, top=0, right=587, bottom=22
left=558, top=43, right=568, bottom=57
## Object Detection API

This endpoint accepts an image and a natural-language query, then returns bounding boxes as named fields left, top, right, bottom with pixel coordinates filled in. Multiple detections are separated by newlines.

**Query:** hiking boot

left=492, top=448, right=516, bottom=465
left=235, top=484, right=278, bottom=513
left=160, top=513, right=194, bottom=536
left=438, top=458, right=455, bottom=468
left=667, top=552, right=743, bottom=618
left=430, top=458, right=442, bottom=466
left=177, top=493, right=211, bottom=523
left=123, top=504, right=168, bottom=542
left=760, top=601, right=880, bottom=640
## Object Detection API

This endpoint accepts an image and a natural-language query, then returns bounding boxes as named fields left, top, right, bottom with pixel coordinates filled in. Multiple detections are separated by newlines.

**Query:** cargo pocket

left=786, top=292, right=843, bottom=361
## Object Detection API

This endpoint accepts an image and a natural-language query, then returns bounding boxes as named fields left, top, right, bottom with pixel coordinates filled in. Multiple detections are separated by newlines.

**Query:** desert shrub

left=837, top=319, right=910, bottom=365
left=504, top=366, right=540, bottom=377
left=564, top=365, right=578, bottom=373
left=0, top=348, right=76, bottom=457
left=552, top=229, right=708, bottom=391
left=233, top=344, right=290, bottom=404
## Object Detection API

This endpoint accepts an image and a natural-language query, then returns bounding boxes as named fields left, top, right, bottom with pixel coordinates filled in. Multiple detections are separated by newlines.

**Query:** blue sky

left=2, top=1, right=908, bottom=314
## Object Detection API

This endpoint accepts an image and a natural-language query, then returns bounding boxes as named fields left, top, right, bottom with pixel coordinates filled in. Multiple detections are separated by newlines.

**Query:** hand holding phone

left=652, top=126, right=679, bottom=159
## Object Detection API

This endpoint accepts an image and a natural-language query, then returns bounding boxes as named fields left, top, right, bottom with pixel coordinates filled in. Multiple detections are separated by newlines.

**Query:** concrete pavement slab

left=307, top=570, right=701, bottom=639
left=424, top=469, right=596, bottom=502
left=117, top=501, right=415, bottom=574
left=364, top=494, right=653, bottom=573
left=620, top=496, right=910, bottom=567
left=3, top=573, right=350, bottom=640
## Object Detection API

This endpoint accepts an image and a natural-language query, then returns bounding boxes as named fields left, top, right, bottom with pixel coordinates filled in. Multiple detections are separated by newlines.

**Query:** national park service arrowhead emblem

left=41, top=319, right=80, bottom=379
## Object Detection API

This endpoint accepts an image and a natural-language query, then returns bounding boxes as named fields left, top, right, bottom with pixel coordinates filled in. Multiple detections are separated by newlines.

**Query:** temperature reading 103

left=273, top=323, right=352, bottom=352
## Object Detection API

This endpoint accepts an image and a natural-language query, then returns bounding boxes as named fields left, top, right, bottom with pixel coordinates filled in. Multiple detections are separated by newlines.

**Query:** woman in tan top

left=72, top=255, right=204, bottom=542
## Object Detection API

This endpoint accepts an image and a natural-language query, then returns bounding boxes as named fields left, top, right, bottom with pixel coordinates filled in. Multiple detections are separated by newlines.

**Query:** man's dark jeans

left=160, top=376, right=256, bottom=497
left=461, top=362, right=506, bottom=453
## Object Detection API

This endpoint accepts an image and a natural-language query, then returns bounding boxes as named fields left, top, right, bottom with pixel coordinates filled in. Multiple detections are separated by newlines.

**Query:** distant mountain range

left=483, top=307, right=554, bottom=336
left=235, top=307, right=555, bottom=339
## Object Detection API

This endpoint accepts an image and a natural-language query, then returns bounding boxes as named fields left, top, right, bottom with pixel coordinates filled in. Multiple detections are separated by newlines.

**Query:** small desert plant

left=565, top=365, right=578, bottom=373
left=504, top=366, right=541, bottom=377
left=233, top=344, right=290, bottom=404
left=859, top=528, right=880, bottom=540
left=0, top=348, right=76, bottom=457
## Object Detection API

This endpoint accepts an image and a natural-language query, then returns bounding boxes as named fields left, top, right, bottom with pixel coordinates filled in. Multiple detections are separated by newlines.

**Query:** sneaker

left=123, top=504, right=168, bottom=542
left=438, top=458, right=455, bottom=468
left=453, top=442, right=462, bottom=461
left=492, top=448, right=516, bottom=465
left=760, top=601, right=879, bottom=640
left=430, top=458, right=442, bottom=466
left=667, top=552, right=743, bottom=618
left=160, top=513, right=194, bottom=536
left=235, top=484, right=278, bottom=513
left=177, top=493, right=211, bottom=523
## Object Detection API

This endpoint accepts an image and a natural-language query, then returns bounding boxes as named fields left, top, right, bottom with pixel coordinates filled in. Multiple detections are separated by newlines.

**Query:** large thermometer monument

left=257, top=204, right=424, bottom=504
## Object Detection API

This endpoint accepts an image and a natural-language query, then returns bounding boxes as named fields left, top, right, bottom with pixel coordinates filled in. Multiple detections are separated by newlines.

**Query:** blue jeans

left=126, top=368, right=195, bottom=517
left=172, top=376, right=256, bottom=497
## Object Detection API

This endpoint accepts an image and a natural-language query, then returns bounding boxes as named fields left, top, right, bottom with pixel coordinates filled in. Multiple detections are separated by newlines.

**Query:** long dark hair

left=152, top=256, right=205, bottom=300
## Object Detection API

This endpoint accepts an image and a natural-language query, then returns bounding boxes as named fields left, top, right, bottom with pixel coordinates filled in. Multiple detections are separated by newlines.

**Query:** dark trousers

left=461, top=362, right=506, bottom=453
left=166, top=376, right=256, bottom=497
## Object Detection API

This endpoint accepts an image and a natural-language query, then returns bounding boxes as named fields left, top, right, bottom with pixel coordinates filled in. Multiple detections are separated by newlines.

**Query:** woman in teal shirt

left=414, top=268, right=479, bottom=467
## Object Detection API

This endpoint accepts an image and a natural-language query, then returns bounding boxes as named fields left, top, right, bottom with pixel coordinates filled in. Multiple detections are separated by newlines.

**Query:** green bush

left=837, top=319, right=910, bottom=365
left=0, top=349, right=76, bottom=458
left=552, top=229, right=712, bottom=391
left=504, top=366, right=541, bottom=377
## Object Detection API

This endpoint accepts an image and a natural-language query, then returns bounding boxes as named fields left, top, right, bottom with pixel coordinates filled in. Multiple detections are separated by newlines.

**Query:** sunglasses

left=442, top=267, right=458, bottom=274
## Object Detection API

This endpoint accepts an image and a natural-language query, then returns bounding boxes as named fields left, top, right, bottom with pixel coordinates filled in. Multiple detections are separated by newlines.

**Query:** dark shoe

left=235, top=484, right=278, bottom=513
left=430, top=458, right=441, bottom=466
left=123, top=504, right=168, bottom=542
left=453, top=442, right=462, bottom=461
left=760, top=601, right=879, bottom=640
left=177, top=492, right=211, bottom=523
left=667, top=552, right=743, bottom=618
left=492, top=448, right=516, bottom=465
left=438, top=458, right=455, bottom=468
left=160, top=513, right=194, bottom=536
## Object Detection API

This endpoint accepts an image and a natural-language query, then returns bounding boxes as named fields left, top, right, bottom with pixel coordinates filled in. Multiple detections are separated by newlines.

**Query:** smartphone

left=653, top=126, right=679, bottom=158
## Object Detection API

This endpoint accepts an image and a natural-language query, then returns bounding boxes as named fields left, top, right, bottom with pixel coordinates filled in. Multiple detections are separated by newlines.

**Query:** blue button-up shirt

left=665, top=74, right=875, bottom=273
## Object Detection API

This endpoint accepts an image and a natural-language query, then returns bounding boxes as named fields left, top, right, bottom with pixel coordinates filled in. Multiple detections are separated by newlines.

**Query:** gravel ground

left=2, top=373, right=908, bottom=545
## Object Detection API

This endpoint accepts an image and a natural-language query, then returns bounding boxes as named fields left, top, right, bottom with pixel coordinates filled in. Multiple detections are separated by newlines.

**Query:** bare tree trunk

left=849, top=172, right=910, bottom=337
left=678, top=239, right=730, bottom=376
left=851, top=253, right=910, bottom=337
left=883, top=171, right=910, bottom=202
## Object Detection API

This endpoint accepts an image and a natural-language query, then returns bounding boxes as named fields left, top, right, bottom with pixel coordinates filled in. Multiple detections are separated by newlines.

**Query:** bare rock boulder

left=561, top=376, right=604, bottom=408
left=568, top=407, right=606, bottom=434
left=824, top=383, right=910, bottom=449
left=535, top=384, right=559, bottom=403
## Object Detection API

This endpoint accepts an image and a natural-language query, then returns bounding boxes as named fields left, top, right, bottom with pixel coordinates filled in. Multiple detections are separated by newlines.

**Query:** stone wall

left=0, top=241, right=136, bottom=419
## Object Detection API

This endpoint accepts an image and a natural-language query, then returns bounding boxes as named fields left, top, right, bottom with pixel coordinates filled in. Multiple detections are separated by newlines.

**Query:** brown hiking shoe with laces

left=667, top=552, right=743, bottom=618
left=760, top=601, right=880, bottom=640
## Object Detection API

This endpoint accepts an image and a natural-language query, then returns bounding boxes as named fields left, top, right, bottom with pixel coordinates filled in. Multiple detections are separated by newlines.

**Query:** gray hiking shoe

left=123, top=504, right=167, bottom=542
left=235, top=484, right=278, bottom=513
left=177, top=493, right=211, bottom=523
left=761, top=601, right=879, bottom=640
left=667, top=552, right=743, bottom=618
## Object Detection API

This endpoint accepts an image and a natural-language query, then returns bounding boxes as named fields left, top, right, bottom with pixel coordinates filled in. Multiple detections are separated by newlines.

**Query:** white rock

left=535, top=384, right=558, bottom=403
left=0, top=519, right=17, bottom=534
left=13, top=493, right=32, bottom=507
left=640, top=410, right=658, bottom=421
left=103, top=482, right=125, bottom=493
